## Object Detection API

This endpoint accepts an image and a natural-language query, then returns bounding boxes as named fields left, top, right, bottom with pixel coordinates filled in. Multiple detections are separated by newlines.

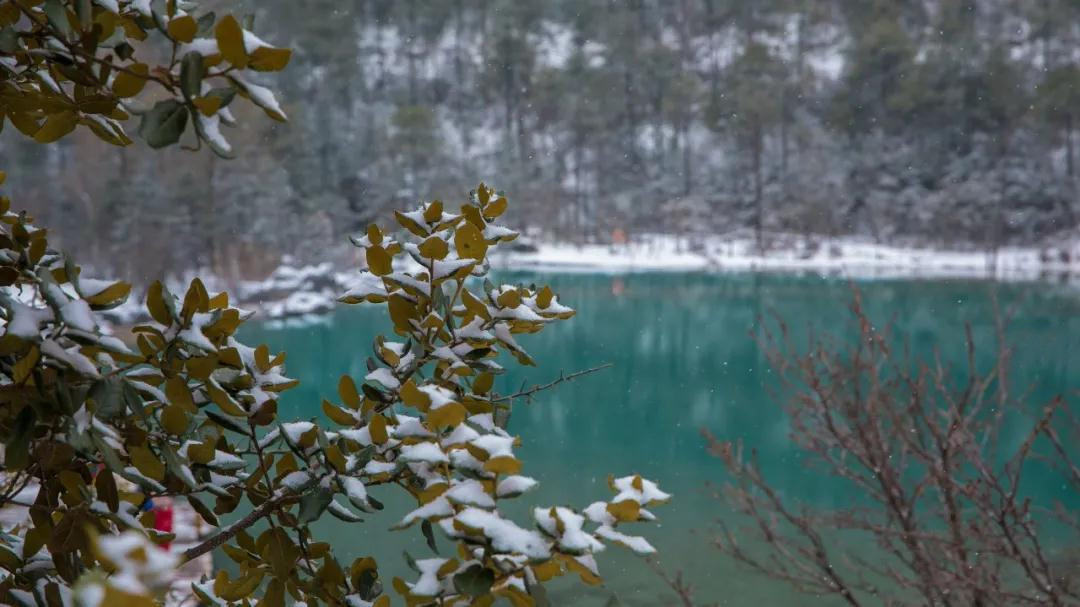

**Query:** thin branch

left=492, top=363, right=613, bottom=403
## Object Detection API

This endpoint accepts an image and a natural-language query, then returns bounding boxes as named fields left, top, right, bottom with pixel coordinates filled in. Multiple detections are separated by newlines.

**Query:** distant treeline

left=5, top=0, right=1080, bottom=280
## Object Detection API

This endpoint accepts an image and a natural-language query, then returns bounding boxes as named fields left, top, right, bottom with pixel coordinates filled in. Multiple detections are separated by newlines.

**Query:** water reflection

left=238, top=273, right=1079, bottom=605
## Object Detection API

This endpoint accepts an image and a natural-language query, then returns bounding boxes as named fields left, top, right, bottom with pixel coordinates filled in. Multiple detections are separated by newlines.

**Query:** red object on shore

left=153, top=501, right=174, bottom=550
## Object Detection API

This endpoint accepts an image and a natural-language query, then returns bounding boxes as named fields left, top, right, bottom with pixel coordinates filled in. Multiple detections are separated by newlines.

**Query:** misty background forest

left=4, top=0, right=1080, bottom=283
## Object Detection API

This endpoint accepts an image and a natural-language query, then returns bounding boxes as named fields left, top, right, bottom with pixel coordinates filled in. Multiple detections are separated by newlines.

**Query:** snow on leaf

left=534, top=507, right=604, bottom=554
left=3, top=300, right=52, bottom=339
left=365, top=367, right=400, bottom=390
left=409, top=558, right=451, bottom=597
left=445, top=479, right=495, bottom=508
left=399, top=441, right=449, bottom=464
left=595, top=525, right=656, bottom=554
left=454, top=507, right=550, bottom=560
left=470, top=434, right=515, bottom=459
left=610, top=475, right=671, bottom=505
left=397, top=496, right=453, bottom=528
left=496, top=475, right=538, bottom=498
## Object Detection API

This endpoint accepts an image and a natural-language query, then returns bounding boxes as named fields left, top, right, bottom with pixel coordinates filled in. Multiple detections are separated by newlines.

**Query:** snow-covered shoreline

left=98, top=233, right=1080, bottom=327
left=491, top=233, right=1080, bottom=282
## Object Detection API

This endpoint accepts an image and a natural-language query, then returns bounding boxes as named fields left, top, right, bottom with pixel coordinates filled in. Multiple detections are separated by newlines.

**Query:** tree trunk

left=1066, top=112, right=1075, bottom=178
left=681, top=121, right=692, bottom=195
left=753, top=121, right=764, bottom=252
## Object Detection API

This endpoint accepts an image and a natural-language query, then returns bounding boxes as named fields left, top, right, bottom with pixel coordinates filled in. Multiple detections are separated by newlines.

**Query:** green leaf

left=33, top=112, right=78, bottom=143
left=297, top=486, right=333, bottom=524
left=0, top=27, right=18, bottom=54
left=187, top=495, right=220, bottom=527
left=529, top=581, right=552, bottom=607
left=195, top=11, right=216, bottom=36
left=421, top=519, right=438, bottom=554
left=114, top=42, right=135, bottom=61
left=42, top=0, right=72, bottom=40
left=215, top=15, right=246, bottom=68
left=206, top=86, right=237, bottom=108
left=453, top=565, right=495, bottom=597
left=3, top=406, right=35, bottom=470
left=180, top=51, right=204, bottom=100
left=138, top=99, right=189, bottom=148
left=88, top=377, right=125, bottom=420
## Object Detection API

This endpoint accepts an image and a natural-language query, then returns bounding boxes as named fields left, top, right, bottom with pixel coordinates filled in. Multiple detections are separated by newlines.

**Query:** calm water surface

left=236, top=273, right=1080, bottom=605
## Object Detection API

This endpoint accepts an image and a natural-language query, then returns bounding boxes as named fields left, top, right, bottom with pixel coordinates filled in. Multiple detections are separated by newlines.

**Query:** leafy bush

left=0, top=0, right=290, bottom=156
left=0, top=179, right=669, bottom=606
left=1, top=5, right=668, bottom=603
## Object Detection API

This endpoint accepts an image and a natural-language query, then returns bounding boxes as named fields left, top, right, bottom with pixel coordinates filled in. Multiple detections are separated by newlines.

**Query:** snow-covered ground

left=96, top=232, right=1080, bottom=328
left=491, top=232, right=1080, bottom=282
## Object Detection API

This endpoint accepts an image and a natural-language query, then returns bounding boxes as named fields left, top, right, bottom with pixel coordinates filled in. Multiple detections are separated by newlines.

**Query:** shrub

left=1, top=5, right=669, bottom=603
left=706, top=292, right=1078, bottom=605
left=0, top=180, right=669, bottom=606
left=0, top=0, right=290, bottom=156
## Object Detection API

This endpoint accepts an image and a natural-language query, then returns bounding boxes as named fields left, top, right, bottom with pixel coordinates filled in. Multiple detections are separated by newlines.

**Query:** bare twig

left=705, top=287, right=1078, bottom=606
left=492, top=363, right=613, bottom=403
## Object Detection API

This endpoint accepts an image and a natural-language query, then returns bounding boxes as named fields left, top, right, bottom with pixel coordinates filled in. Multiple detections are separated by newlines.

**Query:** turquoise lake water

left=236, top=272, right=1080, bottom=605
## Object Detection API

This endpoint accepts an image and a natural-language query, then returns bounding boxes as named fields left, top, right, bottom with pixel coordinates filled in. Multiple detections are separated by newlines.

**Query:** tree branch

left=492, top=363, right=613, bottom=403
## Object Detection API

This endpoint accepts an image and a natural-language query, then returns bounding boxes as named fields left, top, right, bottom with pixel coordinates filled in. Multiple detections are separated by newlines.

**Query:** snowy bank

left=490, top=232, right=1080, bottom=283
left=93, top=232, right=1080, bottom=329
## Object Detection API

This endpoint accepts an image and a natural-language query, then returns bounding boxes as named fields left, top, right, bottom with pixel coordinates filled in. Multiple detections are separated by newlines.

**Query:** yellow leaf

left=461, top=289, right=491, bottom=321
left=325, top=444, right=347, bottom=472
left=388, top=295, right=417, bottom=332
left=13, top=345, right=40, bottom=383
left=423, top=200, right=443, bottom=223
left=454, top=223, right=488, bottom=260
left=112, top=63, right=149, bottom=98
left=484, top=456, right=521, bottom=475
left=160, top=404, right=189, bottom=435
left=146, top=281, right=171, bottom=325
left=394, top=211, right=428, bottom=237
left=496, top=289, right=521, bottom=309
left=561, top=554, right=603, bottom=586
left=536, top=286, right=554, bottom=309
left=366, top=245, right=392, bottom=276
left=606, top=499, right=640, bottom=522
left=167, top=14, right=197, bottom=42
left=531, top=559, right=563, bottom=582
left=187, top=441, right=215, bottom=465
left=214, top=15, right=247, bottom=68
left=426, top=401, right=466, bottom=429
left=461, top=204, right=485, bottom=229
left=400, top=380, right=431, bottom=410
left=322, top=399, right=358, bottom=426
left=249, top=46, right=292, bottom=71
left=484, top=196, right=508, bottom=219
left=208, top=381, right=247, bottom=416
left=85, top=281, right=131, bottom=307
left=165, top=376, right=196, bottom=412
left=33, top=111, right=78, bottom=144
left=472, top=372, right=493, bottom=395
left=193, top=96, right=222, bottom=116
left=417, top=235, right=449, bottom=260
left=208, top=291, right=229, bottom=309
left=367, top=223, right=383, bottom=245
left=338, top=375, right=361, bottom=409
left=254, top=344, right=270, bottom=372
left=369, top=414, right=388, bottom=445
left=130, top=445, right=165, bottom=480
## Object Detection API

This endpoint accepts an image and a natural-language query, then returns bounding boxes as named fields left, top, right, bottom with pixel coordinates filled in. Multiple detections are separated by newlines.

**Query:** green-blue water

left=236, top=273, right=1080, bottom=605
